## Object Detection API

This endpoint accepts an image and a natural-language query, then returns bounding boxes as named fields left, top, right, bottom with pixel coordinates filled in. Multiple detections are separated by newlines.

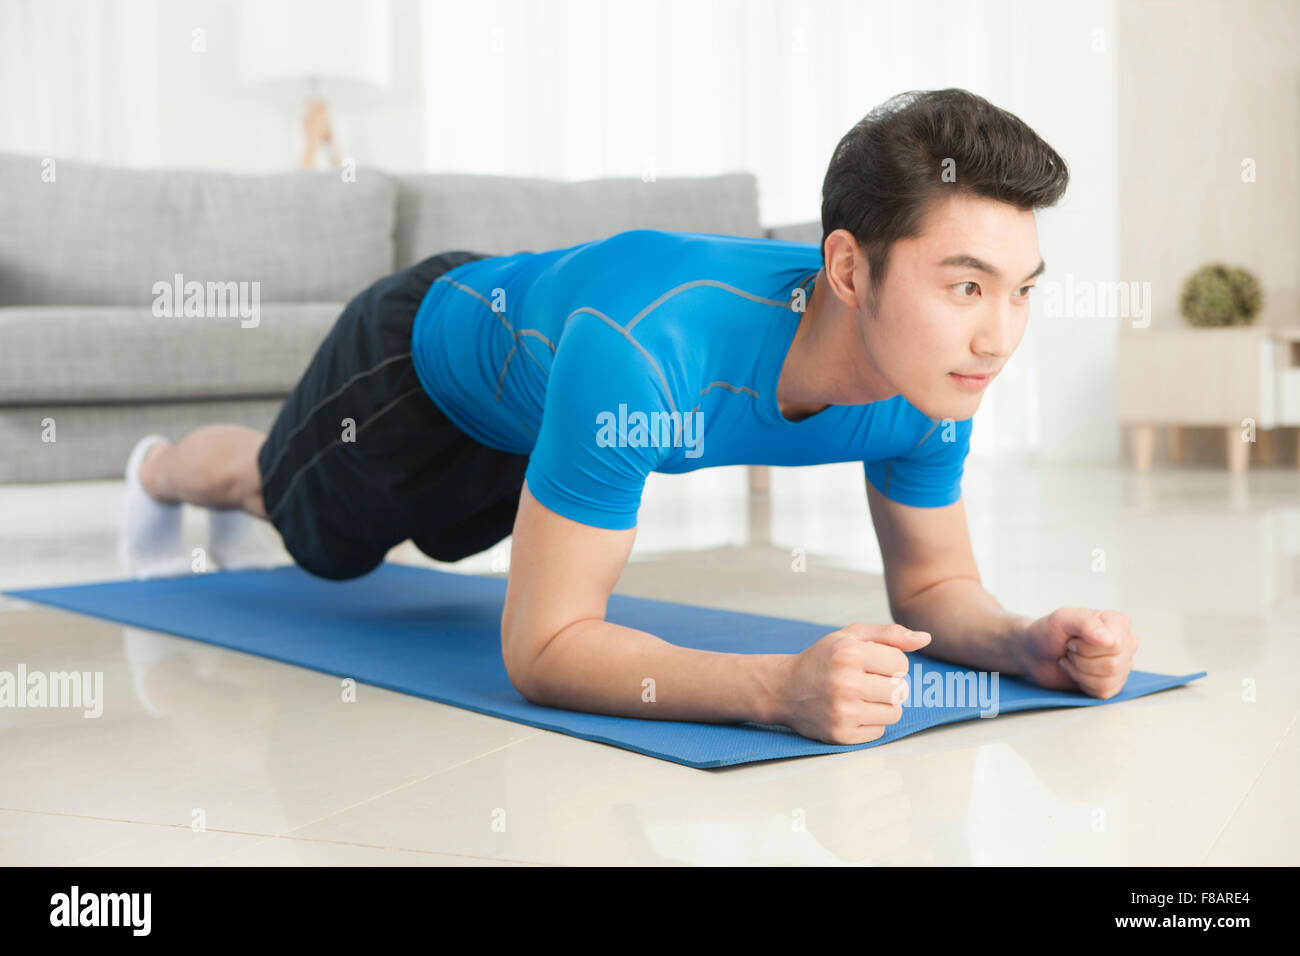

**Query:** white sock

left=118, top=435, right=191, bottom=580
left=208, top=507, right=281, bottom=571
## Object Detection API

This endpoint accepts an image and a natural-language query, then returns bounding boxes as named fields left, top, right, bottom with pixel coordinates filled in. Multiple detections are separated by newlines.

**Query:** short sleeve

left=863, top=416, right=973, bottom=507
left=524, top=314, right=673, bottom=529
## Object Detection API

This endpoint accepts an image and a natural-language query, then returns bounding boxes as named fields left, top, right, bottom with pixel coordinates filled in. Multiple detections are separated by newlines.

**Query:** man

left=120, top=88, right=1140, bottom=745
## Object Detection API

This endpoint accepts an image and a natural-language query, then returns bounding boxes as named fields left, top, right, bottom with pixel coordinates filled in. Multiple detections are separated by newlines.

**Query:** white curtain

left=0, top=0, right=161, bottom=166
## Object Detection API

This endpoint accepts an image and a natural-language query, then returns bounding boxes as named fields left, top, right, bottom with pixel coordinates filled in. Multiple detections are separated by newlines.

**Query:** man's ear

left=822, top=229, right=869, bottom=311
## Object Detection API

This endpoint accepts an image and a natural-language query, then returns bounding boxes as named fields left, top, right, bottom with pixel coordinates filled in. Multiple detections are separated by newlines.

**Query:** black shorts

left=256, top=250, right=531, bottom=581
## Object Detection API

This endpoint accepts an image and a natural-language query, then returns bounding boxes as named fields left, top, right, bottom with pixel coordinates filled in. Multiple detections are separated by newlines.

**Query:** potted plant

left=1179, top=263, right=1263, bottom=327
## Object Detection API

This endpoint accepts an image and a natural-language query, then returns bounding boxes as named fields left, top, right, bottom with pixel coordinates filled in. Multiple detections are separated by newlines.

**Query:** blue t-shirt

left=410, top=229, right=973, bottom=530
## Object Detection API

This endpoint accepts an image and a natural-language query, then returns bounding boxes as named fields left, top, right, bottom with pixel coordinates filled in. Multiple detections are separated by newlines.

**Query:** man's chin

left=906, top=389, right=981, bottom=422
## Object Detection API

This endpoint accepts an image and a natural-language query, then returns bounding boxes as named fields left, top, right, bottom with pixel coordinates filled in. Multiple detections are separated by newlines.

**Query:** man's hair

left=820, top=88, right=1069, bottom=302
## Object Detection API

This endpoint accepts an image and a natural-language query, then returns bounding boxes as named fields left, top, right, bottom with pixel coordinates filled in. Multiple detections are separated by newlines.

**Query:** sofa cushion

left=0, top=152, right=396, bottom=307
left=393, top=171, right=763, bottom=267
left=0, top=304, right=342, bottom=403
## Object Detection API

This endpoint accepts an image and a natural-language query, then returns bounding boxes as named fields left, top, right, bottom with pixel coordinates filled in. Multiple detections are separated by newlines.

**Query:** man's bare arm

left=866, top=479, right=1031, bottom=676
left=500, top=481, right=791, bottom=725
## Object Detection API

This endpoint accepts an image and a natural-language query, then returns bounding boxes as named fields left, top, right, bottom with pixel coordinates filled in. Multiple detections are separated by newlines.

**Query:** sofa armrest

left=764, top=220, right=822, bottom=244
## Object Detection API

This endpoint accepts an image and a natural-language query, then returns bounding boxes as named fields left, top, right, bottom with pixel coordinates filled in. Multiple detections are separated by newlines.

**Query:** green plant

left=1180, top=264, right=1263, bottom=327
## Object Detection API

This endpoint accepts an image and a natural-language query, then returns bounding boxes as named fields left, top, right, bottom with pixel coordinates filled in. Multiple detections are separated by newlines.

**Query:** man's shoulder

left=571, top=227, right=813, bottom=265
left=565, top=228, right=732, bottom=268
left=549, top=227, right=820, bottom=369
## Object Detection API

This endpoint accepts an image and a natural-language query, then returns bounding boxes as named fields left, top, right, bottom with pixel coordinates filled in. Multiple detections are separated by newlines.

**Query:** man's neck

left=776, top=269, right=897, bottom=420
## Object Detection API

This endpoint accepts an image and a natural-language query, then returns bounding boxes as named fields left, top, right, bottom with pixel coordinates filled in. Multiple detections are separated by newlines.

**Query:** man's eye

left=1017, top=284, right=1035, bottom=297
left=955, top=281, right=980, bottom=297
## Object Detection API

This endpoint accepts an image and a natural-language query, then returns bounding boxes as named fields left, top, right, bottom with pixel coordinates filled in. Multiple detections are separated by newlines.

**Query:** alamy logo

left=1039, top=273, right=1151, bottom=328
left=900, top=661, right=1000, bottom=717
left=151, top=273, right=261, bottom=328
left=50, top=886, right=151, bottom=936
left=0, top=665, right=102, bottom=718
left=595, top=404, right=703, bottom=458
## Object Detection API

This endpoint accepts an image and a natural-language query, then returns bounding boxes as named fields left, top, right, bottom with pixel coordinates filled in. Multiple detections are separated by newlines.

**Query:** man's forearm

left=892, top=577, right=1031, bottom=675
left=520, top=619, right=790, bottom=726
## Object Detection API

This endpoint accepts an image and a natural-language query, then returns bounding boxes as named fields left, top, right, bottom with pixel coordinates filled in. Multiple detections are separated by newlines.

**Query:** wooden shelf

left=1116, top=326, right=1300, bottom=472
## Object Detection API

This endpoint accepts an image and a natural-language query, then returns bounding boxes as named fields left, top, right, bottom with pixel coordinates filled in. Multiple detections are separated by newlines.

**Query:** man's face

left=855, top=193, right=1043, bottom=422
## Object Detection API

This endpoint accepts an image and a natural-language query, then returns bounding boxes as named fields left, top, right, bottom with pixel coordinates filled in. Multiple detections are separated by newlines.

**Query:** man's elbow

left=502, top=639, right=544, bottom=703
left=501, top=622, right=564, bottom=706
left=501, top=615, right=597, bottom=705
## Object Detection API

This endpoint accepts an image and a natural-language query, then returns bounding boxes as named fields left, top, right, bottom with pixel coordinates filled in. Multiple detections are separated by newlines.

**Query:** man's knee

left=240, top=491, right=268, bottom=520
left=212, top=455, right=261, bottom=510
left=413, top=498, right=518, bottom=564
left=413, top=529, right=509, bottom=564
left=412, top=536, right=474, bottom=564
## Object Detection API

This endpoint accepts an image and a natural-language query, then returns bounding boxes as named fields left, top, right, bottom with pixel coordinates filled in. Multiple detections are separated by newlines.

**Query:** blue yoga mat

left=8, top=563, right=1205, bottom=769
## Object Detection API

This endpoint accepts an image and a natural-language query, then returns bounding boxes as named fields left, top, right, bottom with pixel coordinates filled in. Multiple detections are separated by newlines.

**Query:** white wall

left=1118, top=0, right=1299, bottom=336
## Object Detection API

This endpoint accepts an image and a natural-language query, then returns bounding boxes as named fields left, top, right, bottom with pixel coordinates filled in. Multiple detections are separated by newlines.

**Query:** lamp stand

left=300, top=96, right=341, bottom=170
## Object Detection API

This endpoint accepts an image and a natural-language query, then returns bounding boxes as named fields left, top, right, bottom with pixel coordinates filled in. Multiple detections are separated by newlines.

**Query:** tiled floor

left=2, top=459, right=1298, bottom=865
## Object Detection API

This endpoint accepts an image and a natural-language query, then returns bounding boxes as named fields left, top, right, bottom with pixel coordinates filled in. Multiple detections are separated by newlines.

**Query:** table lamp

left=236, top=0, right=393, bottom=169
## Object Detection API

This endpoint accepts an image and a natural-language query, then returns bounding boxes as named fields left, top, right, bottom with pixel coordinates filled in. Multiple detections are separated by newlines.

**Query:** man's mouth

left=949, top=371, right=994, bottom=390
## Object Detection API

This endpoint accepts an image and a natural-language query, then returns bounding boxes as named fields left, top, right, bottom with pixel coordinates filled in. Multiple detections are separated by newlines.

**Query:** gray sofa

left=0, top=152, right=820, bottom=483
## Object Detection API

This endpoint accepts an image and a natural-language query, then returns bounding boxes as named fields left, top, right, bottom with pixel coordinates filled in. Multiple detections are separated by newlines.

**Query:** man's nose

left=974, top=302, right=1020, bottom=359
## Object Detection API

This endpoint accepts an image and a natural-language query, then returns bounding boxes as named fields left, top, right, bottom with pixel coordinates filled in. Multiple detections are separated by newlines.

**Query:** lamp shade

left=236, top=0, right=392, bottom=94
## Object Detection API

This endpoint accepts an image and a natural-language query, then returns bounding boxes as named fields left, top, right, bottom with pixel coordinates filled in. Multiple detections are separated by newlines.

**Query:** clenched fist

left=1019, top=607, right=1139, bottom=698
left=776, top=623, right=932, bottom=744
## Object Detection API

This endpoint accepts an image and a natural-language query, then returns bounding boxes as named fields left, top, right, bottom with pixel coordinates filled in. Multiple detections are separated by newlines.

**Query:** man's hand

left=776, top=623, right=932, bottom=745
left=1018, top=607, right=1139, bottom=698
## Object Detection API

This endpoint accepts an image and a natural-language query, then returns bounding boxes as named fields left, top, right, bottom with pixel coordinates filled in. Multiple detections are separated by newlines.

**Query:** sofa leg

left=1255, top=425, right=1273, bottom=466
left=1226, top=426, right=1250, bottom=474
left=1167, top=425, right=1184, bottom=464
left=1133, top=425, right=1156, bottom=472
